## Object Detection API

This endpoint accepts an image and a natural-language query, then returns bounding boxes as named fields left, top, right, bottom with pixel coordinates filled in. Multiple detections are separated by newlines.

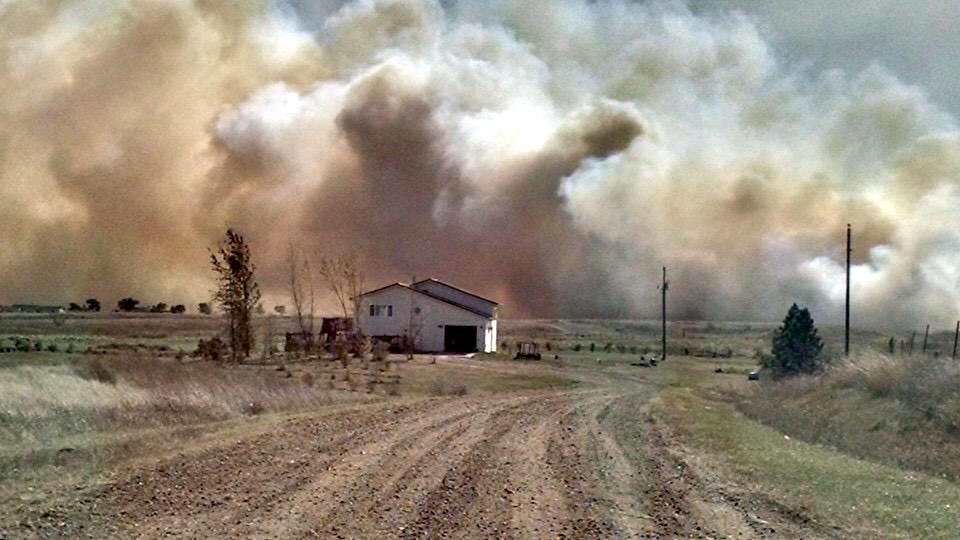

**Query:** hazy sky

left=691, top=0, right=960, bottom=115
left=1, top=0, right=959, bottom=328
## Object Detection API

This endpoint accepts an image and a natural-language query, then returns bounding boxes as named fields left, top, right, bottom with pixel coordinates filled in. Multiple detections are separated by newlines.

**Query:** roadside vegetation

left=0, top=353, right=370, bottom=475
left=654, top=358, right=960, bottom=539
left=740, top=350, right=960, bottom=481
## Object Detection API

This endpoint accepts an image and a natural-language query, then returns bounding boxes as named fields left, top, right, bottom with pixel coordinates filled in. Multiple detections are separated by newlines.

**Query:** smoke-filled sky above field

left=2, top=0, right=960, bottom=328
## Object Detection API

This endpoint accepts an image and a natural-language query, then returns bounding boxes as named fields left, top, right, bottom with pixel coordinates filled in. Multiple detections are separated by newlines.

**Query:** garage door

left=443, top=325, right=477, bottom=353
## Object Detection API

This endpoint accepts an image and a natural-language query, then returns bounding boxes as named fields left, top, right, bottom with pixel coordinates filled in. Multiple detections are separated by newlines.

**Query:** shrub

left=572, top=343, right=582, bottom=352
left=429, top=381, right=467, bottom=396
left=47, top=343, right=58, bottom=352
left=33, top=340, right=43, bottom=352
left=195, top=337, right=225, bottom=362
left=117, top=297, right=140, bottom=312
left=76, top=358, right=117, bottom=385
left=765, top=303, right=825, bottom=377
left=373, top=340, right=390, bottom=362
left=15, top=338, right=31, bottom=352
left=334, top=338, right=350, bottom=367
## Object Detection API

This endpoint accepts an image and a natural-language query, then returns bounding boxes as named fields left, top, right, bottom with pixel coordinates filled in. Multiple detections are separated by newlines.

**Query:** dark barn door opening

left=444, top=325, right=478, bottom=353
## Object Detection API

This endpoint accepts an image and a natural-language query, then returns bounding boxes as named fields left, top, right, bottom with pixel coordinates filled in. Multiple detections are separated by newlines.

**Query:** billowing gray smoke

left=1, top=0, right=959, bottom=328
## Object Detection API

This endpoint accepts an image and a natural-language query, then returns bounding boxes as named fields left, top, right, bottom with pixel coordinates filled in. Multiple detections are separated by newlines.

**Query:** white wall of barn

left=358, top=286, right=497, bottom=353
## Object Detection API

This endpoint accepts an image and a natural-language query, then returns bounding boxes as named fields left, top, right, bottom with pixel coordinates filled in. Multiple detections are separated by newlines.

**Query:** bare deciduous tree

left=318, top=254, right=364, bottom=333
left=261, top=312, right=275, bottom=362
left=405, top=290, right=424, bottom=359
left=210, top=229, right=261, bottom=363
left=286, top=244, right=316, bottom=354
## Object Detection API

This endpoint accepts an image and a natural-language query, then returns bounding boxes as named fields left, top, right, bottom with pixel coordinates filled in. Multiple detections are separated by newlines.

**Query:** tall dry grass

left=829, top=351, right=960, bottom=430
left=739, top=350, right=960, bottom=480
left=0, top=354, right=366, bottom=460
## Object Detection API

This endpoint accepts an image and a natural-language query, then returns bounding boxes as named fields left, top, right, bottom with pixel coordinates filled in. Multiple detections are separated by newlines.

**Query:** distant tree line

left=114, top=297, right=186, bottom=314
left=67, top=298, right=101, bottom=312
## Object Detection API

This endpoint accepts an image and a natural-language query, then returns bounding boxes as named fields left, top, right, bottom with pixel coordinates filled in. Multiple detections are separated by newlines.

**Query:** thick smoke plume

left=2, top=0, right=959, bottom=328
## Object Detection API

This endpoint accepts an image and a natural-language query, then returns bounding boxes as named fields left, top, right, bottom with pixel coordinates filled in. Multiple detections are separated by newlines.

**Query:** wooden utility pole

left=845, top=223, right=851, bottom=357
left=953, top=321, right=959, bottom=360
left=922, top=324, right=930, bottom=354
left=660, top=266, right=669, bottom=361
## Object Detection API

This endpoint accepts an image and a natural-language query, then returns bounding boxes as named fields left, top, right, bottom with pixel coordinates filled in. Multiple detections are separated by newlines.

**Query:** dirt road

left=11, top=364, right=827, bottom=539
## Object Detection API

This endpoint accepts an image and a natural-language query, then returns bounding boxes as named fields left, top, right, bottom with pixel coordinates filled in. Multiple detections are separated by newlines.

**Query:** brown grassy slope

left=738, top=351, right=960, bottom=481
left=0, top=353, right=374, bottom=475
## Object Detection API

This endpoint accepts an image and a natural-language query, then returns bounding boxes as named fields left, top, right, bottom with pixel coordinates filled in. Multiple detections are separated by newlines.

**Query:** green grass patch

left=656, top=377, right=960, bottom=539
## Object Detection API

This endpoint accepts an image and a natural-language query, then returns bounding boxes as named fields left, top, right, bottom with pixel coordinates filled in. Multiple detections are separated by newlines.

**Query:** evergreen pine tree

left=767, top=303, right=825, bottom=377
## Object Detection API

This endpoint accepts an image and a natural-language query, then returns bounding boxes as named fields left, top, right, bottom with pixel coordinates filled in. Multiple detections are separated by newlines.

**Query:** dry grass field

left=2, top=314, right=959, bottom=539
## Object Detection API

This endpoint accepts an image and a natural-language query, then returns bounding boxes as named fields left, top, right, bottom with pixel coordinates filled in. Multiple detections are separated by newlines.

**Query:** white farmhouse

left=358, top=278, right=498, bottom=353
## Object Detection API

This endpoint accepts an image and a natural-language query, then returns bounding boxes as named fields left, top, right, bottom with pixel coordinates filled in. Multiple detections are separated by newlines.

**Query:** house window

left=369, top=304, right=394, bottom=317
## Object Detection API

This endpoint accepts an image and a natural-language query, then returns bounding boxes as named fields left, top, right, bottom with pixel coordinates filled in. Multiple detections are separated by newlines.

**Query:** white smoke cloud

left=1, top=0, right=958, bottom=329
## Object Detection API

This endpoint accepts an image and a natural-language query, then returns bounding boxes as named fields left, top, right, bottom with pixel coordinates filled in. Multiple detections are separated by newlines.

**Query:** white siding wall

left=413, top=281, right=497, bottom=318
left=485, top=319, right=498, bottom=352
left=359, top=286, right=496, bottom=352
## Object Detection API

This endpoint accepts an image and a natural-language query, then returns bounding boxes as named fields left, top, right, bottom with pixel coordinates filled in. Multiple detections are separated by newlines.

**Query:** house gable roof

left=359, top=282, right=493, bottom=319
left=411, top=278, right=499, bottom=306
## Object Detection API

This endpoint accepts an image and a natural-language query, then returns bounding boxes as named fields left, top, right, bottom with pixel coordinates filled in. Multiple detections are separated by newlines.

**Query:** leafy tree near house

left=197, top=302, right=212, bottom=315
left=170, top=304, right=186, bottom=314
left=764, top=303, right=825, bottom=377
left=85, top=298, right=101, bottom=312
left=68, top=302, right=84, bottom=311
left=210, top=229, right=261, bottom=363
left=150, top=302, right=168, bottom=313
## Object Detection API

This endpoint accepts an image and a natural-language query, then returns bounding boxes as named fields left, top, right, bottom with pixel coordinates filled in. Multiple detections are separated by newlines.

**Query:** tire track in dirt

left=16, top=366, right=837, bottom=540
left=398, top=393, right=580, bottom=539
left=585, top=394, right=657, bottom=537
left=291, top=394, right=537, bottom=538
left=20, top=399, right=453, bottom=539
left=364, top=391, right=595, bottom=539
left=544, top=392, right=639, bottom=538
left=501, top=391, right=597, bottom=538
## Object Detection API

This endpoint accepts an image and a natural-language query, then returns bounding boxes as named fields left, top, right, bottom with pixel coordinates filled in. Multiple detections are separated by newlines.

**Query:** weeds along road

left=13, top=362, right=826, bottom=540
